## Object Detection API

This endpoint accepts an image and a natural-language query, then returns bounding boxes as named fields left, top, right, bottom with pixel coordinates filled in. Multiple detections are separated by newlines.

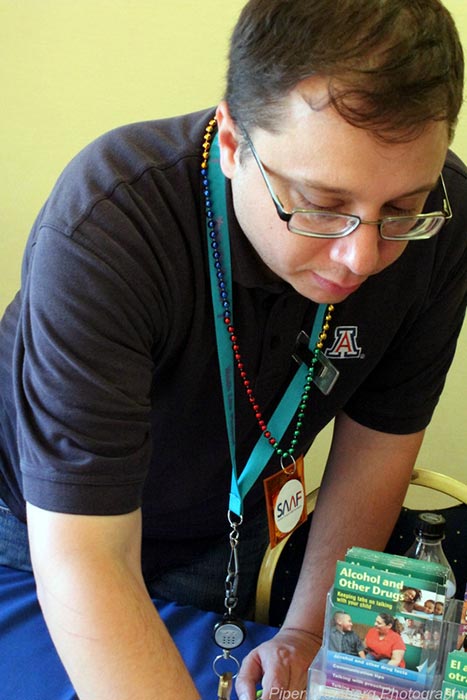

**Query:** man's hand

left=235, top=628, right=321, bottom=700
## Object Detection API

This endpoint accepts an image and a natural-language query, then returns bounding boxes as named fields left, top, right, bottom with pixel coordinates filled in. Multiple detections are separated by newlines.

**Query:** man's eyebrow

left=297, top=178, right=440, bottom=199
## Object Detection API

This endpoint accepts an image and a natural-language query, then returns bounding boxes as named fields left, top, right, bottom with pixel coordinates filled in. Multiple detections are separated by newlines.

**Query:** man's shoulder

left=445, top=149, right=467, bottom=179
left=77, top=107, right=214, bottom=178
left=444, top=149, right=467, bottom=205
left=38, top=108, right=215, bottom=235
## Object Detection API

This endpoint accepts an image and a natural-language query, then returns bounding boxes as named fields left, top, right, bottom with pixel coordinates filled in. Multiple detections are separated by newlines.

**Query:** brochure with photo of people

left=440, top=584, right=467, bottom=700
left=441, top=650, right=467, bottom=700
left=317, top=548, right=449, bottom=699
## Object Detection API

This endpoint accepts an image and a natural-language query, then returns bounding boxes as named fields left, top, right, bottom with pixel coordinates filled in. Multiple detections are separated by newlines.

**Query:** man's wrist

left=280, top=627, right=323, bottom=645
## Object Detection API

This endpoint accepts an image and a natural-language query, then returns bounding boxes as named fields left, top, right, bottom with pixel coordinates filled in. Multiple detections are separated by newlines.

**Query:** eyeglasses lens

left=288, top=212, right=445, bottom=239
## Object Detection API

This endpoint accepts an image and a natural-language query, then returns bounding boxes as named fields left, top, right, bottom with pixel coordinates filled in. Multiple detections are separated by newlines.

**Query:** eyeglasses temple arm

left=440, top=172, right=453, bottom=221
left=238, top=123, right=292, bottom=223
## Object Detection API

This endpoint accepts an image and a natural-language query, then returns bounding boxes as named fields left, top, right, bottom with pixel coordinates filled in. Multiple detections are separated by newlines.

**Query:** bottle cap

left=414, top=512, right=446, bottom=539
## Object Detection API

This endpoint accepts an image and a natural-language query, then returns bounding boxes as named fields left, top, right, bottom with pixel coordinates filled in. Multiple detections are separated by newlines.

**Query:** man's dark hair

left=225, top=0, right=464, bottom=142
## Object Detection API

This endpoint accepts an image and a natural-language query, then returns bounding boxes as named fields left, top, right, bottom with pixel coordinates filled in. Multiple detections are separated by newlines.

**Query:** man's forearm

left=27, top=504, right=200, bottom=700
left=36, top=558, right=199, bottom=699
left=282, top=413, right=424, bottom=638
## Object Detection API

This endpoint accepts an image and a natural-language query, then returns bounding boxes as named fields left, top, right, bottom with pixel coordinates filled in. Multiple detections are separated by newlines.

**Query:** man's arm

left=27, top=503, right=200, bottom=700
left=282, top=412, right=424, bottom=636
left=236, top=412, right=424, bottom=700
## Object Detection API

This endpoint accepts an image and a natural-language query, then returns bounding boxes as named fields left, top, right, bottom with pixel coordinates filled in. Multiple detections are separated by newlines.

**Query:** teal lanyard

left=206, top=133, right=326, bottom=516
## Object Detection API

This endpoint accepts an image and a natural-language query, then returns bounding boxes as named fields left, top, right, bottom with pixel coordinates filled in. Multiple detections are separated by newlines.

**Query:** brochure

left=312, top=549, right=450, bottom=699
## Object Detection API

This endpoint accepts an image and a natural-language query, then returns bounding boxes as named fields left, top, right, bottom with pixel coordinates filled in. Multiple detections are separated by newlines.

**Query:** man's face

left=217, top=78, right=449, bottom=304
left=340, top=614, right=353, bottom=632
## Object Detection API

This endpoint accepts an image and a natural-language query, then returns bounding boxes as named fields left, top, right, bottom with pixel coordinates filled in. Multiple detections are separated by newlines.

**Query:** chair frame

left=254, top=467, right=467, bottom=625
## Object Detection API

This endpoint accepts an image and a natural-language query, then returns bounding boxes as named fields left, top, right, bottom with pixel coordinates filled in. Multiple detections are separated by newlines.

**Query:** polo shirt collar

left=226, top=181, right=289, bottom=294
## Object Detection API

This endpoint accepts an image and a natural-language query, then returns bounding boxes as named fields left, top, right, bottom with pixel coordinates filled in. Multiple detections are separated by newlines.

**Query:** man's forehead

left=289, top=176, right=439, bottom=200
left=250, top=91, right=448, bottom=201
left=255, top=75, right=449, bottom=157
left=292, top=74, right=450, bottom=145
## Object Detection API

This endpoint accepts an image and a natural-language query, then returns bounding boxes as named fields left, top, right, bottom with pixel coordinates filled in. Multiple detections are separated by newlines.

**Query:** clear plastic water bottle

left=405, top=512, right=457, bottom=600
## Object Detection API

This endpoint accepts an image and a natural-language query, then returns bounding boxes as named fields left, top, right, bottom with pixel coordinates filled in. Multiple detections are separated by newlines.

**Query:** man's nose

left=329, top=222, right=380, bottom=277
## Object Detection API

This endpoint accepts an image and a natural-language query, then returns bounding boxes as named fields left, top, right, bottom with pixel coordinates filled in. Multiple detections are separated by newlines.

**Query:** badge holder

left=293, top=330, right=340, bottom=395
left=263, top=454, right=307, bottom=549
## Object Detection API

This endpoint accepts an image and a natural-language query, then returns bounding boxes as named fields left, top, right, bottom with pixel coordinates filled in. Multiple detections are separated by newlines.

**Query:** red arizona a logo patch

left=325, top=326, right=363, bottom=359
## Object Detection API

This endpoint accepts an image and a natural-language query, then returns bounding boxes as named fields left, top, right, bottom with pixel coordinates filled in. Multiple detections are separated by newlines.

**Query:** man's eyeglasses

left=240, top=126, right=452, bottom=241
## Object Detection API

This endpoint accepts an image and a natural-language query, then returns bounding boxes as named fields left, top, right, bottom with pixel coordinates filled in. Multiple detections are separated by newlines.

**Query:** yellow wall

left=1, top=1, right=466, bottom=494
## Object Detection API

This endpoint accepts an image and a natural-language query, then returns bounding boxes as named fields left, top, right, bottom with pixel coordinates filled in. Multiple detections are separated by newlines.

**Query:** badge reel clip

left=212, top=513, right=246, bottom=690
left=293, top=330, right=339, bottom=395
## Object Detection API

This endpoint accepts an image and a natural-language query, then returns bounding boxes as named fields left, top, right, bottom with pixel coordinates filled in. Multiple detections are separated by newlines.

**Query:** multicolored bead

left=201, top=118, right=334, bottom=460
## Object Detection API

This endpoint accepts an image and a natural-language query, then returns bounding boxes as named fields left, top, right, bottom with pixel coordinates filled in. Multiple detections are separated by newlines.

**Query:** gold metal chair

left=254, top=467, right=467, bottom=626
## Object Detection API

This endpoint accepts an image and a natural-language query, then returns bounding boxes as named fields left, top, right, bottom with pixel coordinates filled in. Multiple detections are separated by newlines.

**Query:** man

left=0, top=1, right=465, bottom=699
left=329, top=612, right=365, bottom=658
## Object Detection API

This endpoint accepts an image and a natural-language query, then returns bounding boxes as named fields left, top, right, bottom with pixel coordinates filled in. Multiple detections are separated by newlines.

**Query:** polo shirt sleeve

left=15, top=220, right=162, bottom=515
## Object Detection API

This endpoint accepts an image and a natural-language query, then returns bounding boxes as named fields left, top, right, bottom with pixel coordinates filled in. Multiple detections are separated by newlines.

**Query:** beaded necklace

left=204, top=119, right=337, bottom=671
left=201, top=117, right=334, bottom=465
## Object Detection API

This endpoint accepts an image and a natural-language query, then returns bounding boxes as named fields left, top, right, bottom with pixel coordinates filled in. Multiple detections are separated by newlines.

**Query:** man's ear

left=215, top=101, right=240, bottom=179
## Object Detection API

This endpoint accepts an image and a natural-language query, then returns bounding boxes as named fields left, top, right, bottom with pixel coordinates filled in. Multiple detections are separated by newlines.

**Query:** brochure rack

left=307, top=550, right=463, bottom=700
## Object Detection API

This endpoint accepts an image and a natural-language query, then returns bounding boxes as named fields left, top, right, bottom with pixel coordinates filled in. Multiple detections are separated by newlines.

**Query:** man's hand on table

left=235, top=627, right=321, bottom=700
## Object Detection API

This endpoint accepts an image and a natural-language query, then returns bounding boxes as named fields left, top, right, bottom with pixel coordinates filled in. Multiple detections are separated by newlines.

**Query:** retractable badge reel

left=212, top=512, right=246, bottom=695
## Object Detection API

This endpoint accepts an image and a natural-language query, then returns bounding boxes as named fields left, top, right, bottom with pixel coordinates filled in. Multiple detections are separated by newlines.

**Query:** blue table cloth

left=0, top=565, right=276, bottom=699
